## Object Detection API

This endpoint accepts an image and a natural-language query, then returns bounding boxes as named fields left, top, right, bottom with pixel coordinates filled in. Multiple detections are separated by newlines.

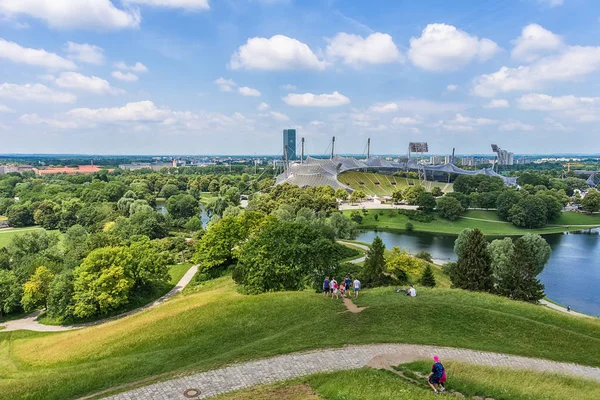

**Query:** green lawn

left=2, top=277, right=599, bottom=399
left=338, top=172, right=452, bottom=196
left=168, top=262, right=194, bottom=285
left=347, top=209, right=600, bottom=235
left=0, top=226, right=48, bottom=248
left=216, top=362, right=600, bottom=400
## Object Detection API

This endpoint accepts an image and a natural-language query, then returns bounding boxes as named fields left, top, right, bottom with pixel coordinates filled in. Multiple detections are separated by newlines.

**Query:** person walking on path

left=323, top=276, right=331, bottom=297
left=353, top=278, right=361, bottom=298
left=331, top=277, right=339, bottom=300
left=427, top=355, right=445, bottom=394
left=344, top=276, right=352, bottom=294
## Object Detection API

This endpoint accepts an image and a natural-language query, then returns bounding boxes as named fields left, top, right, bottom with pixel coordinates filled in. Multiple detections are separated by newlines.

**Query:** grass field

left=338, top=172, right=452, bottom=196
left=347, top=209, right=600, bottom=235
left=217, top=362, right=600, bottom=400
left=0, top=226, right=48, bottom=248
left=1, top=277, right=598, bottom=399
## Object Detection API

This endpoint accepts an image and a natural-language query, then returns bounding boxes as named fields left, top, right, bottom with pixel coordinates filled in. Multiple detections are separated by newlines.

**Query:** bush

left=397, top=209, right=434, bottom=223
left=405, top=222, right=414, bottom=231
left=436, top=196, right=465, bottom=221
left=414, top=251, right=433, bottom=263
left=420, top=264, right=436, bottom=287
left=373, top=214, right=379, bottom=221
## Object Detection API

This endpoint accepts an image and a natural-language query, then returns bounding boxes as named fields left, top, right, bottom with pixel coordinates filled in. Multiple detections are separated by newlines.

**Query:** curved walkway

left=0, top=264, right=199, bottom=332
left=539, top=299, right=591, bottom=318
left=101, top=344, right=600, bottom=400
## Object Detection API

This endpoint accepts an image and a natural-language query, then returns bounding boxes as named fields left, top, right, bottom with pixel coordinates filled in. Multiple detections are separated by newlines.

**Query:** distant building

left=429, top=156, right=442, bottom=165
left=283, top=129, right=297, bottom=160
left=34, top=165, right=107, bottom=176
left=444, top=155, right=451, bottom=164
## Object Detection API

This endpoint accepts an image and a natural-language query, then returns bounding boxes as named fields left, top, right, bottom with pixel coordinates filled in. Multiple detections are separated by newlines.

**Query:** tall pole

left=301, top=137, right=305, bottom=164
left=331, top=136, right=335, bottom=160
left=367, top=138, right=371, bottom=159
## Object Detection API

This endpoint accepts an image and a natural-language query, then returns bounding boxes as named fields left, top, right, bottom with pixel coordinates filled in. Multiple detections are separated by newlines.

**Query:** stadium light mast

left=301, top=137, right=305, bottom=164
left=331, top=136, right=335, bottom=160
left=409, top=142, right=429, bottom=185
left=367, top=138, right=371, bottom=159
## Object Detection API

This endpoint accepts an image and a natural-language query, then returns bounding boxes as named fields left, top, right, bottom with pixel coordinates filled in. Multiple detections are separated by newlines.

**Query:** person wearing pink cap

left=427, top=355, right=445, bottom=394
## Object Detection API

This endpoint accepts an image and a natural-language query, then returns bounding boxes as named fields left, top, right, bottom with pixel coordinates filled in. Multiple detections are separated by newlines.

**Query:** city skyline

left=1, top=0, right=600, bottom=155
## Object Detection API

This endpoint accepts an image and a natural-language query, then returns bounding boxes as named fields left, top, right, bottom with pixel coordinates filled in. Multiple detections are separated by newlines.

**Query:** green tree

left=436, top=196, right=465, bottom=220
left=72, top=247, right=134, bottom=318
left=21, top=266, right=55, bottom=312
left=488, top=237, right=515, bottom=280
left=417, top=192, right=436, bottom=212
left=33, top=200, right=60, bottom=230
left=496, top=190, right=521, bottom=221
left=184, top=216, right=204, bottom=232
left=403, top=185, right=426, bottom=205
left=405, top=222, right=414, bottom=231
left=159, top=183, right=179, bottom=199
left=46, top=272, right=75, bottom=319
left=349, top=190, right=366, bottom=203
left=391, top=189, right=403, bottom=203
left=117, top=197, right=135, bottom=216
left=431, top=187, right=443, bottom=197
left=496, top=236, right=546, bottom=302
left=127, top=239, right=170, bottom=290
left=349, top=210, right=363, bottom=224
left=326, top=212, right=357, bottom=239
left=334, top=188, right=348, bottom=201
left=386, top=247, right=422, bottom=281
left=508, top=196, right=548, bottom=228
left=450, top=228, right=494, bottom=292
left=0, top=269, right=22, bottom=317
left=166, top=194, right=199, bottom=219
left=582, top=190, right=600, bottom=213
left=363, top=236, right=386, bottom=284
left=7, top=203, right=34, bottom=227
left=420, top=264, right=436, bottom=287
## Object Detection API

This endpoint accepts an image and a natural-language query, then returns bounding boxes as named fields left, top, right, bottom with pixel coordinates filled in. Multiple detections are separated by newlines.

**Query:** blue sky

left=1, top=0, right=600, bottom=155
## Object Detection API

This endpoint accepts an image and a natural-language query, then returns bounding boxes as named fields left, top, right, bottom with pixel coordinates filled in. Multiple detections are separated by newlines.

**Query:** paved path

left=101, top=344, right=600, bottom=400
left=0, top=264, right=199, bottom=332
left=539, top=299, right=592, bottom=318
left=338, top=240, right=447, bottom=266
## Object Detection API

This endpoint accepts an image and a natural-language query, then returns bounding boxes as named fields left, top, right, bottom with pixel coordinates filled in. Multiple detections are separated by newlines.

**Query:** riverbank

left=344, top=209, right=600, bottom=236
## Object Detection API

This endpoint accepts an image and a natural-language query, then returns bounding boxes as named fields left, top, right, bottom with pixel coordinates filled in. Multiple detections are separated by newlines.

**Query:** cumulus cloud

left=499, top=121, right=535, bottom=131
left=392, top=117, right=420, bottom=125
left=214, top=77, right=236, bottom=92
left=511, top=24, right=563, bottom=62
left=282, top=91, right=350, bottom=107
left=280, top=84, right=297, bottom=91
left=0, top=105, right=14, bottom=113
left=230, top=35, right=328, bottom=70
left=114, top=61, right=149, bottom=73
left=408, top=23, right=499, bottom=71
left=472, top=45, right=600, bottom=97
left=483, top=99, right=509, bottom=108
left=257, top=102, right=270, bottom=111
left=369, top=102, right=399, bottom=113
left=52, top=72, right=123, bottom=95
left=64, top=42, right=105, bottom=65
left=517, top=93, right=600, bottom=122
left=0, top=38, right=76, bottom=69
left=0, top=83, right=76, bottom=103
left=260, top=110, right=289, bottom=121
left=19, top=113, right=78, bottom=129
left=368, top=99, right=466, bottom=115
left=309, top=120, right=324, bottom=126
left=0, top=0, right=141, bottom=30
left=325, top=32, right=403, bottom=66
left=238, top=86, right=261, bottom=96
left=446, top=84, right=458, bottom=92
left=112, top=71, right=139, bottom=82
left=124, top=0, right=210, bottom=11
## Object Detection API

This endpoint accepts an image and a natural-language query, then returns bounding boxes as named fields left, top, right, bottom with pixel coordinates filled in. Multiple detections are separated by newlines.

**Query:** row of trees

left=448, top=228, right=551, bottom=302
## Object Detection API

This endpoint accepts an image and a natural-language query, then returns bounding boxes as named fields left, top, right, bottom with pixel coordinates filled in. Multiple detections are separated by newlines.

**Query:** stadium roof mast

left=330, top=136, right=335, bottom=160
left=367, top=138, right=371, bottom=159
left=409, top=142, right=429, bottom=185
left=301, top=137, right=305, bottom=164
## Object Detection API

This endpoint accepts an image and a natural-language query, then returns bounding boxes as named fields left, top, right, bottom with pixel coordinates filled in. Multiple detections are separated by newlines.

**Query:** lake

left=355, top=229, right=600, bottom=316
left=156, top=199, right=210, bottom=226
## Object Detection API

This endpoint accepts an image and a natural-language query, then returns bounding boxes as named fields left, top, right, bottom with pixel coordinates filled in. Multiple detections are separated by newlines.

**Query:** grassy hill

left=217, top=362, right=600, bottom=400
left=1, top=277, right=598, bottom=399
left=348, top=209, right=600, bottom=235
left=338, top=171, right=452, bottom=196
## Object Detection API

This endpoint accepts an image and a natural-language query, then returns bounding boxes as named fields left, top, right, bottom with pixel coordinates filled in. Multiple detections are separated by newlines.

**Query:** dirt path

left=342, top=296, right=367, bottom=313
left=0, top=264, right=199, bottom=332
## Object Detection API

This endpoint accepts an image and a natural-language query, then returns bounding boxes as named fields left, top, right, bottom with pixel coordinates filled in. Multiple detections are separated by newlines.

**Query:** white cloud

left=309, top=120, right=324, bottom=126
left=0, top=105, right=14, bottom=113
left=214, top=77, right=236, bottom=92
left=499, top=121, right=535, bottom=131
left=66, top=101, right=173, bottom=123
left=238, top=86, right=261, bottom=97
left=124, top=0, right=210, bottom=11
left=517, top=93, right=600, bottom=122
left=538, top=0, right=563, bottom=7
left=54, top=72, right=123, bottom=95
left=257, top=102, right=270, bottom=111
left=282, top=91, right=350, bottom=107
left=325, top=32, right=403, bottom=66
left=112, top=71, right=139, bottom=82
left=544, top=117, right=573, bottom=132
left=280, top=84, right=297, bottom=91
left=446, top=84, right=458, bottom=91
left=432, top=113, right=498, bottom=132
left=0, top=0, right=141, bottom=30
left=512, top=24, right=563, bottom=62
left=64, top=42, right=105, bottom=65
left=483, top=99, right=509, bottom=108
left=472, top=45, right=600, bottom=97
left=0, top=83, right=76, bottom=103
left=230, top=35, right=328, bottom=70
left=114, top=61, right=149, bottom=73
left=392, top=117, right=420, bottom=125
left=369, top=102, right=398, bottom=113
left=19, top=113, right=78, bottom=129
left=0, top=38, right=76, bottom=69
left=408, top=23, right=499, bottom=71
left=260, top=110, right=289, bottom=121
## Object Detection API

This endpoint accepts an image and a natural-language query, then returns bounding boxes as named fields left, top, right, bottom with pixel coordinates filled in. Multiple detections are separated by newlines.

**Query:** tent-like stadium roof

left=276, top=156, right=517, bottom=189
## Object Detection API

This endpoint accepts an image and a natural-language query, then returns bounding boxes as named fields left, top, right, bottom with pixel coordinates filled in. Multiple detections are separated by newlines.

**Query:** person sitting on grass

left=427, top=355, right=445, bottom=394
left=408, top=285, right=417, bottom=297
left=323, top=276, right=331, bottom=297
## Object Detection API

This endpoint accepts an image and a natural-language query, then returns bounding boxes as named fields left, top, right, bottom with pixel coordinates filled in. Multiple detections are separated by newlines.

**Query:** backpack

left=432, top=362, right=444, bottom=378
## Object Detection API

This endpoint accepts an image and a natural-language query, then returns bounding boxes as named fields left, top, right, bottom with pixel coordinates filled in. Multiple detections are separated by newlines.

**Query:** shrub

left=405, top=222, right=414, bottom=231
left=373, top=214, right=379, bottom=221
left=415, top=251, right=433, bottom=263
left=420, top=264, right=436, bottom=287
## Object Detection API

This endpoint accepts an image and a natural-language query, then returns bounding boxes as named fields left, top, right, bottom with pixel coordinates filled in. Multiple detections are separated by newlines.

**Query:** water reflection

left=355, top=229, right=600, bottom=316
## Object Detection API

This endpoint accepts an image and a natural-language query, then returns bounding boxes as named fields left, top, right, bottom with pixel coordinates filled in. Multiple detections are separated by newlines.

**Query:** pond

left=355, top=229, right=600, bottom=316
left=156, top=199, right=210, bottom=227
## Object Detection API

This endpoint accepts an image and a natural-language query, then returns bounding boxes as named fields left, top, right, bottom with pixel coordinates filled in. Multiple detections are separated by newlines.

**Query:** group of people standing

left=323, top=275, right=360, bottom=299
